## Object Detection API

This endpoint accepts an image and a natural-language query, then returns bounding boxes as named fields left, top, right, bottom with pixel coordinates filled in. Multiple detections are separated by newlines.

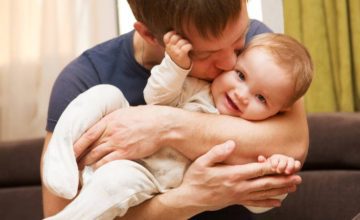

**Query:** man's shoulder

left=85, top=31, right=134, bottom=58
left=245, top=19, right=273, bottom=44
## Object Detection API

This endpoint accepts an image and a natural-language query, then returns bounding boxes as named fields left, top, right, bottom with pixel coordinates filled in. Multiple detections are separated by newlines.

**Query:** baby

left=42, top=32, right=313, bottom=219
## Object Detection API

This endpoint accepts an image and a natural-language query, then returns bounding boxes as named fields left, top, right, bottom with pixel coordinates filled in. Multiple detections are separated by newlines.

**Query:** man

left=42, top=0, right=307, bottom=219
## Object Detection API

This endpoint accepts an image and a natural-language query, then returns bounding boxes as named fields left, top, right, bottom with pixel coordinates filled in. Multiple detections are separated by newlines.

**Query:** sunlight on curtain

left=0, top=0, right=117, bottom=141
left=283, top=0, right=360, bottom=112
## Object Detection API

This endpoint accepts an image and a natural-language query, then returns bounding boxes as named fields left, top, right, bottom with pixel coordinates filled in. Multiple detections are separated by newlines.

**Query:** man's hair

left=242, top=33, right=314, bottom=107
left=127, top=0, right=244, bottom=40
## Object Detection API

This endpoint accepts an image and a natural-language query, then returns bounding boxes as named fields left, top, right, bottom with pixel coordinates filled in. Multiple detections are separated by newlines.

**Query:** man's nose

left=214, top=49, right=237, bottom=71
left=234, top=87, right=249, bottom=105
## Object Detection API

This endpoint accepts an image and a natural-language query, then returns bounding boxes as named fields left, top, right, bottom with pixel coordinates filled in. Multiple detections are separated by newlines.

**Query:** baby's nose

left=234, top=89, right=249, bottom=105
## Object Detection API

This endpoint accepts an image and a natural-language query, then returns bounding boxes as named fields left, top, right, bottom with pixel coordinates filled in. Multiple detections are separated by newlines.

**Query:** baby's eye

left=256, top=94, right=266, bottom=104
left=237, top=71, right=245, bottom=81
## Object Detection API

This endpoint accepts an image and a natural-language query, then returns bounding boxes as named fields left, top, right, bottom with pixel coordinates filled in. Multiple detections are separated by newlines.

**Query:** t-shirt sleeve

left=46, top=52, right=101, bottom=132
left=245, top=19, right=273, bottom=44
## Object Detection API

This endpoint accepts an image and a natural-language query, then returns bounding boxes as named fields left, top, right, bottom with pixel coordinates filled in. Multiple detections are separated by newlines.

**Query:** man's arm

left=76, top=98, right=308, bottom=169
left=41, top=132, right=72, bottom=217
left=167, top=99, right=309, bottom=164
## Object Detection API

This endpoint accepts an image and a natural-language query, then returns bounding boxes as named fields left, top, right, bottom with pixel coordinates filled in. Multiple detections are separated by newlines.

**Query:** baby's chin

left=219, top=107, right=270, bottom=121
left=241, top=113, right=273, bottom=121
left=217, top=106, right=243, bottom=118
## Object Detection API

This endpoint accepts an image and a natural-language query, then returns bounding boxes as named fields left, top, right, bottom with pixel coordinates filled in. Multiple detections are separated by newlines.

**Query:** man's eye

left=189, top=51, right=211, bottom=60
left=235, top=49, right=242, bottom=56
left=237, top=71, right=245, bottom=80
left=256, top=94, right=266, bottom=104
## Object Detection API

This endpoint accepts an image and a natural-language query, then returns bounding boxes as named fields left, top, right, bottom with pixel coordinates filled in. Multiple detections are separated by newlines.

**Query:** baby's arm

left=144, top=31, right=193, bottom=106
left=258, top=154, right=302, bottom=175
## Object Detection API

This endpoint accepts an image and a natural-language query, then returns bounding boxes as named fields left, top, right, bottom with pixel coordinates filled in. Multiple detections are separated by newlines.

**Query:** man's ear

left=133, top=22, right=161, bottom=46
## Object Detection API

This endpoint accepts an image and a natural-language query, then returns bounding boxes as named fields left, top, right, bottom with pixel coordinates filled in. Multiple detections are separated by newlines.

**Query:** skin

left=41, top=1, right=308, bottom=218
left=185, top=4, right=249, bottom=80
left=211, top=47, right=294, bottom=120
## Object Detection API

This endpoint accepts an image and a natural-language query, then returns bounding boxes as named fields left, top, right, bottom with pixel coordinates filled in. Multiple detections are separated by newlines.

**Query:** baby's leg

left=245, top=193, right=288, bottom=214
left=45, top=160, right=161, bottom=220
left=42, top=85, right=129, bottom=199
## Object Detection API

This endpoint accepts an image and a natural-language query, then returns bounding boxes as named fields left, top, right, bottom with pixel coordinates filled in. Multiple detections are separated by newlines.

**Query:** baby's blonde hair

left=242, top=33, right=314, bottom=108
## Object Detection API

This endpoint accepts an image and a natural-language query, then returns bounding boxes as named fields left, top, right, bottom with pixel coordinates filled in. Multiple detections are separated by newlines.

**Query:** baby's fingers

left=163, top=31, right=176, bottom=44
left=276, top=158, right=288, bottom=173
left=294, top=160, right=302, bottom=172
left=285, top=159, right=302, bottom=174
left=284, top=158, right=295, bottom=174
left=257, top=155, right=267, bottom=163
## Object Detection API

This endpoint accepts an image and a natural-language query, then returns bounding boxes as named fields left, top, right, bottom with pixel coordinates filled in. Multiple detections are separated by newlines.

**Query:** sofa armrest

left=252, top=112, right=360, bottom=220
left=0, top=138, right=44, bottom=186
left=304, top=112, right=360, bottom=170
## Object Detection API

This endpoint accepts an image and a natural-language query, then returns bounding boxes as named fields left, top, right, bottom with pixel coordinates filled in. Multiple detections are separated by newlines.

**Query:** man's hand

left=158, top=141, right=302, bottom=214
left=75, top=105, right=175, bottom=170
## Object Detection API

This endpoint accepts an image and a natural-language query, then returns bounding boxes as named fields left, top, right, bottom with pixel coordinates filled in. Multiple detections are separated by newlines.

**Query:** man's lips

left=225, top=94, right=240, bottom=112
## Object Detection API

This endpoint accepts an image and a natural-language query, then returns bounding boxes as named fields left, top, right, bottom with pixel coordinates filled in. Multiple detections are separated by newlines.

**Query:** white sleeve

left=144, top=53, right=191, bottom=106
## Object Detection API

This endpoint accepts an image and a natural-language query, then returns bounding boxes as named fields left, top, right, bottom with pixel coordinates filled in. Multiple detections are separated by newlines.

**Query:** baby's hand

left=258, top=154, right=301, bottom=175
left=163, top=31, right=192, bottom=69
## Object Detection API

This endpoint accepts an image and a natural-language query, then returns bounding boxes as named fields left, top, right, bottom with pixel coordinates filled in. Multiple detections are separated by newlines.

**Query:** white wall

left=260, top=0, right=284, bottom=33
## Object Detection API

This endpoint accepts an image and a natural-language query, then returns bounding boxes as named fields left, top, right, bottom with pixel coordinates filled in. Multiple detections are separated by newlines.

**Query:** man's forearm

left=162, top=99, right=309, bottom=165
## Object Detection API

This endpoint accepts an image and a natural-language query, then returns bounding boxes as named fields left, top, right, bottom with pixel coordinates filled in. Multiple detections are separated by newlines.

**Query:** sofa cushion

left=0, top=186, right=43, bottom=220
left=253, top=170, right=360, bottom=220
left=305, top=113, right=360, bottom=170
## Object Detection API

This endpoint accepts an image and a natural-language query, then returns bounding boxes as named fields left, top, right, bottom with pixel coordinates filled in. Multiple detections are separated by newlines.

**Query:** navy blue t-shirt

left=46, top=30, right=150, bottom=131
left=47, top=19, right=271, bottom=131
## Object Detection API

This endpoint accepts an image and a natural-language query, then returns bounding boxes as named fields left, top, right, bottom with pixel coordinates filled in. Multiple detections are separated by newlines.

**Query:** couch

left=0, top=113, right=359, bottom=220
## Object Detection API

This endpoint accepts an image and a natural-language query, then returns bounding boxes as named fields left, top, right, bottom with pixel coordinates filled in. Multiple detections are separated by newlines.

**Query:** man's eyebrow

left=192, top=21, right=250, bottom=54
left=191, top=48, right=220, bottom=55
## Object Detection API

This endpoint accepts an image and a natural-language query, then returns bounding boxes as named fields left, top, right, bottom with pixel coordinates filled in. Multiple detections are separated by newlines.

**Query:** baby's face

left=211, top=47, right=294, bottom=120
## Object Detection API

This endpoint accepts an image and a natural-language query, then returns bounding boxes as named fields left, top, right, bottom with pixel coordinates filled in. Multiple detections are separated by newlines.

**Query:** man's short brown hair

left=127, top=0, right=244, bottom=40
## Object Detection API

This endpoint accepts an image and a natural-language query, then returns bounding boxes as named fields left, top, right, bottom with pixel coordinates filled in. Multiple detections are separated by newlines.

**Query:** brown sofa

left=1, top=113, right=359, bottom=220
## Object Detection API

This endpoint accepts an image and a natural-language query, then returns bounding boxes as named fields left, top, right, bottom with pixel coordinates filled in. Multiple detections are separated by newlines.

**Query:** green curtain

left=283, top=0, right=360, bottom=112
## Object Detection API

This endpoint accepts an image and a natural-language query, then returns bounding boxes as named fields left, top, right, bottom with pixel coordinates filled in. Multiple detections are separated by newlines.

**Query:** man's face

left=184, top=5, right=249, bottom=81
